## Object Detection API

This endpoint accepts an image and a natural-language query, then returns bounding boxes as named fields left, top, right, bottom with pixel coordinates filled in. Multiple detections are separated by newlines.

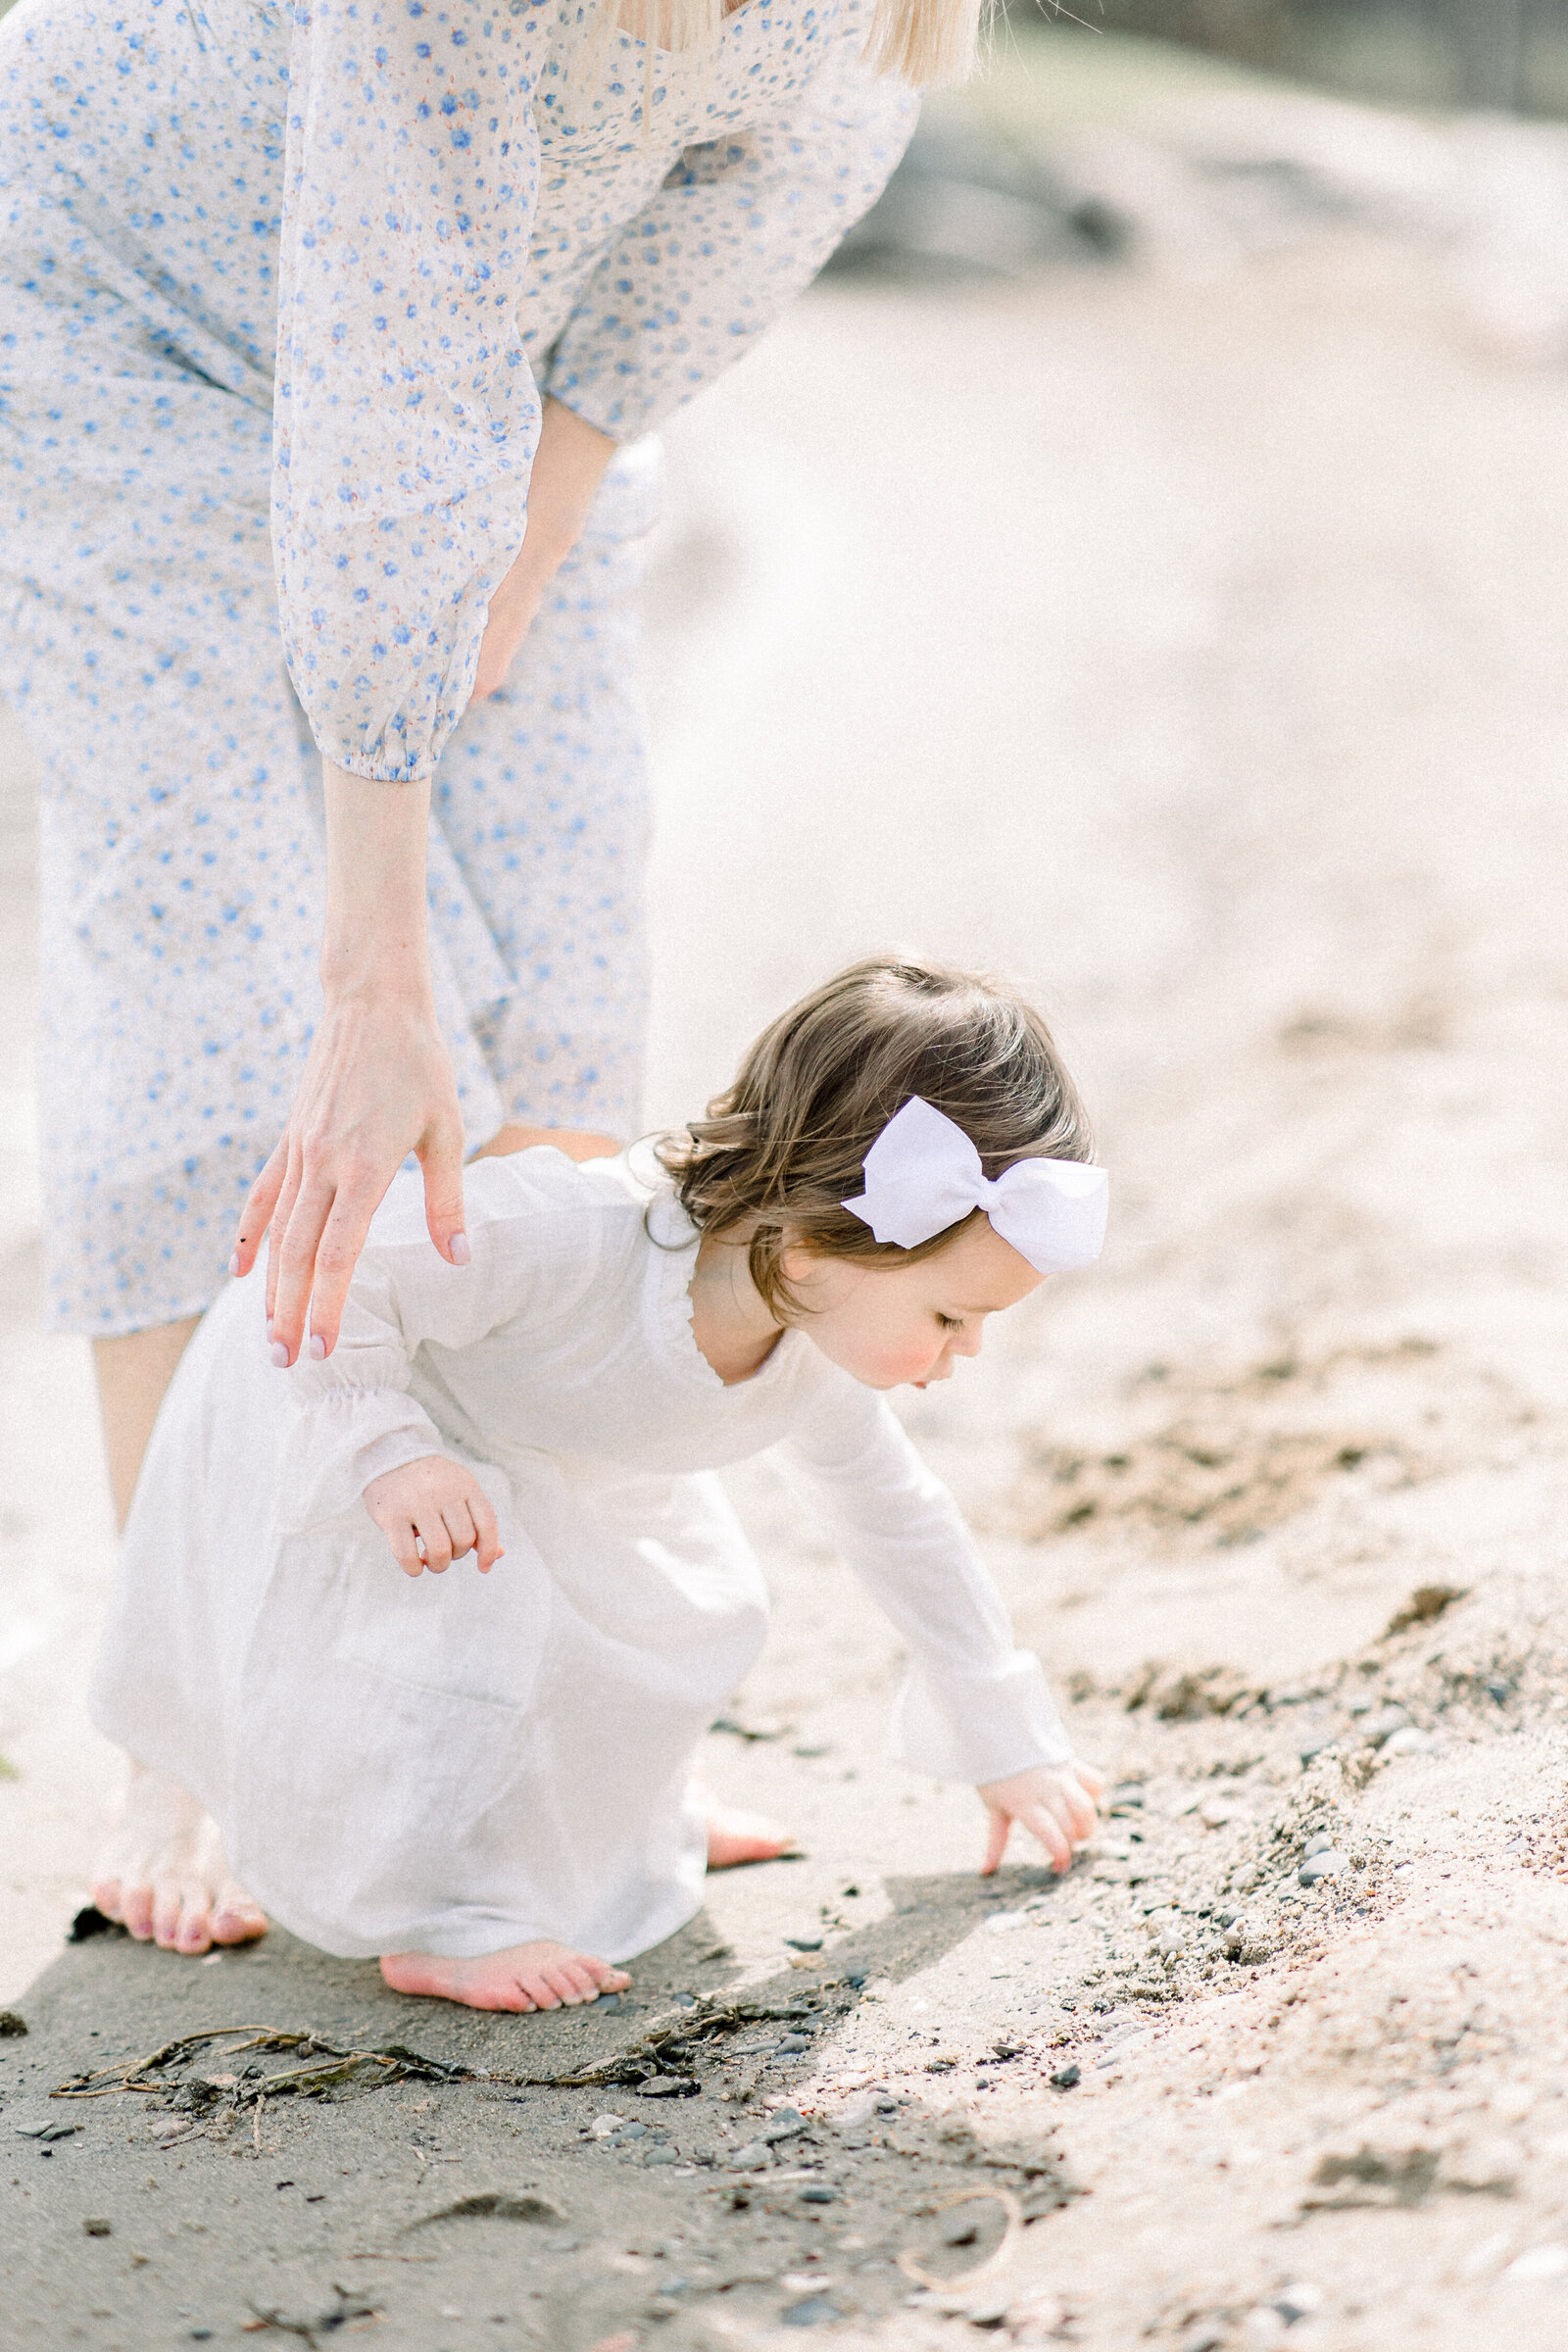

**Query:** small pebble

left=1301, top=1831, right=1336, bottom=1860
left=1050, top=2065, right=1081, bottom=2091
left=762, top=2109, right=808, bottom=2142
left=1298, top=1848, right=1348, bottom=1887
left=800, top=2185, right=838, bottom=2204
left=784, top=1937, right=823, bottom=1953
left=1360, top=1705, right=1410, bottom=1747
left=775, top=2034, right=812, bottom=2054
left=637, top=2077, right=696, bottom=2098
left=654, top=2274, right=691, bottom=2295
left=782, top=2296, right=842, bottom=2327
left=726, top=2143, right=771, bottom=2172
left=1382, top=1726, right=1437, bottom=1757
left=82, top=2219, right=112, bottom=2236
left=0, top=2013, right=26, bottom=2038
left=590, top=2113, right=627, bottom=2139
left=643, top=2146, right=680, bottom=2168
left=616, top=2121, right=649, bottom=2141
left=1270, top=2281, right=1324, bottom=2324
left=1298, top=1733, right=1338, bottom=1763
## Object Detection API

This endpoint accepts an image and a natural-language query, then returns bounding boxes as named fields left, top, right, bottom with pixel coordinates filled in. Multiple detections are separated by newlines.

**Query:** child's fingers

left=1017, top=1801, right=1073, bottom=1875
left=438, top=1499, right=479, bottom=1564
left=979, top=1809, right=1010, bottom=1877
left=1059, top=1779, right=1100, bottom=1843
left=379, top=1517, right=427, bottom=1578
left=468, top=1483, right=503, bottom=1571
left=414, top=1511, right=455, bottom=1572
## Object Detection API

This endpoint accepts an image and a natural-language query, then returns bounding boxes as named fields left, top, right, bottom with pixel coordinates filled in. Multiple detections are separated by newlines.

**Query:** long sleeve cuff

left=888, top=1648, right=1075, bottom=1785
left=275, top=1389, right=445, bottom=1536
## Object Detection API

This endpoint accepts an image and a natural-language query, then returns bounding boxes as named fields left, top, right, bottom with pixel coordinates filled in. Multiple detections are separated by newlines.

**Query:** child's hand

left=977, top=1761, right=1105, bottom=1876
left=364, top=1455, right=505, bottom=1578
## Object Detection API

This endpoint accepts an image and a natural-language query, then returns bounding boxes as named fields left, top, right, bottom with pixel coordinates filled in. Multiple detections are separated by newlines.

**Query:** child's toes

left=550, top=1960, right=604, bottom=2004
left=211, top=1885, right=267, bottom=1945
left=121, top=1885, right=156, bottom=1940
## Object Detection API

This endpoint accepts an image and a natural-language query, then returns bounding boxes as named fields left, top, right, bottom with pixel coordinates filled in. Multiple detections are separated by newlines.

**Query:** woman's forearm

left=320, top=764, right=435, bottom=1004
left=233, top=762, right=466, bottom=1360
left=471, top=397, right=616, bottom=700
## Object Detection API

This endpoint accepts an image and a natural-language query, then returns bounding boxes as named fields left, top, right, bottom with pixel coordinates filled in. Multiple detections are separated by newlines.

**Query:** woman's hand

left=977, top=1761, right=1105, bottom=1876
left=231, top=768, right=467, bottom=1365
left=470, top=399, right=615, bottom=702
left=365, top=1454, right=505, bottom=1577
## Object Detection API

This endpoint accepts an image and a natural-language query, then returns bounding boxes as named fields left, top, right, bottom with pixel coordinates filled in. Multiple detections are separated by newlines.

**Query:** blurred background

left=6, top=0, right=1568, bottom=2015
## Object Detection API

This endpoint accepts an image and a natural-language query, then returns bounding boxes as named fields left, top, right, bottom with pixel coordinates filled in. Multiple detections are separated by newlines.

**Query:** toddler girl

left=89, top=958, right=1108, bottom=2012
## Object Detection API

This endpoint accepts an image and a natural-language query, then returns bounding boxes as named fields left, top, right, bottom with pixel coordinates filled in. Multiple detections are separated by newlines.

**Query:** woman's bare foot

left=704, top=1798, right=800, bottom=1869
left=379, top=1940, right=631, bottom=2012
left=91, top=1763, right=268, bottom=1954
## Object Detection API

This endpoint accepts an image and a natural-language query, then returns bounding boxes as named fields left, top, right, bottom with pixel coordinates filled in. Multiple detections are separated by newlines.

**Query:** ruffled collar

left=642, top=1181, right=802, bottom=1397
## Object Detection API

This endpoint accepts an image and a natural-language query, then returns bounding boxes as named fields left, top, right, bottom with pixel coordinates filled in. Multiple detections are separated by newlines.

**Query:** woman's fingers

left=268, top=1174, right=338, bottom=1364
left=980, top=1809, right=1010, bottom=1877
left=233, top=1134, right=289, bottom=1282
left=263, top=1142, right=306, bottom=1327
left=291, top=1172, right=387, bottom=1361
left=417, top=1102, right=469, bottom=1267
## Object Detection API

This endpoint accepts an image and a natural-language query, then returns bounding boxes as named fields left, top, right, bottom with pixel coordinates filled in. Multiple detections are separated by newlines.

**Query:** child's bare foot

left=703, top=1798, right=800, bottom=1869
left=91, top=1762, right=267, bottom=1954
left=379, top=1940, right=631, bottom=2012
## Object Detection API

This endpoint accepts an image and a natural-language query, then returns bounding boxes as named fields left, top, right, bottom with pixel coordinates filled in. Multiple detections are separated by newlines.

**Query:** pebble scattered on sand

left=1298, top=1849, right=1347, bottom=1886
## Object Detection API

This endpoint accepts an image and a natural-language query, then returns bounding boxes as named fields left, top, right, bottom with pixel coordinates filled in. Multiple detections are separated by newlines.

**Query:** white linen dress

left=0, top=0, right=915, bottom=1334
left=90, top=1148, right=1074, bottom=1962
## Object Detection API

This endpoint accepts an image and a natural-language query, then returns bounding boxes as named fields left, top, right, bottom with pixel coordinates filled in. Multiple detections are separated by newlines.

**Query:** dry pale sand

left=5, top=147, right=1568, bottom=2352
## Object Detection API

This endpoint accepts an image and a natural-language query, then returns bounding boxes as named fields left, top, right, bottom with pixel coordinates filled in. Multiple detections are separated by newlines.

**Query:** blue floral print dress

left=0, top=0, right=914, bottom=1333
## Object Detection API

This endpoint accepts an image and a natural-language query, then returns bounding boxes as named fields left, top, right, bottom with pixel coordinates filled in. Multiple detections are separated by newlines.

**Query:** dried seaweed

left=50, top=1984, right=855, bottom=2113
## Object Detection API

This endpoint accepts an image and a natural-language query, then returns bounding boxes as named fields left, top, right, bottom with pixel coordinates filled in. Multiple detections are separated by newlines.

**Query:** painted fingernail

left=308, top=1333, right=326, bottom=1360
left=270, top=1341, right=290, bottom=1369
left=266, top=1317, right=274, bottom=1342
left=228, top=1251, right=242, bottom=1277
left=449, top=1232, right=471, bottom=1266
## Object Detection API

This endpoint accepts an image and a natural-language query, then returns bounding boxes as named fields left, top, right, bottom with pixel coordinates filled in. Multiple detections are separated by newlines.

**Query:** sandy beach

left=6, top=35, right=1568, bottom=2347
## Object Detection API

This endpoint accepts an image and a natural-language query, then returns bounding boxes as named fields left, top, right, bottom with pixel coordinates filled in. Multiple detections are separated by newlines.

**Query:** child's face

left=780, top=1216, right=1045, bottom=1391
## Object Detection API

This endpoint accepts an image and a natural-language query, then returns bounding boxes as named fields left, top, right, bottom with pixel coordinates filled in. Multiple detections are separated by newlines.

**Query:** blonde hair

left=550, top=0, right=985, bottom=125
left=659, top=956, right=1095, bottom=1316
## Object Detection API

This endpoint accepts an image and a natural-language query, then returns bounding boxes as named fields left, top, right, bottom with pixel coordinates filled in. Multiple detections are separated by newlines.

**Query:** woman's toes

left=90, top=1878, right=123, bottom=1923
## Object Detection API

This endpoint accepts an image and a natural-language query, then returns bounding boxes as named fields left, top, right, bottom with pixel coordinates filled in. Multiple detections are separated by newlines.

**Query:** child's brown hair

left=659, top=956, right=1095, bottom=1316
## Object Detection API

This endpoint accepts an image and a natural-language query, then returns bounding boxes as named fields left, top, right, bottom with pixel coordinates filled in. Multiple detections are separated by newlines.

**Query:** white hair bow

left=840, top=1097, right=1108, bottom=1275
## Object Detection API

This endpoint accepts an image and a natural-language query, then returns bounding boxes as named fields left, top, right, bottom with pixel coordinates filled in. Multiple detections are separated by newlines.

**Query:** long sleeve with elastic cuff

left=779, top=1386, right=1076, bottom=1786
